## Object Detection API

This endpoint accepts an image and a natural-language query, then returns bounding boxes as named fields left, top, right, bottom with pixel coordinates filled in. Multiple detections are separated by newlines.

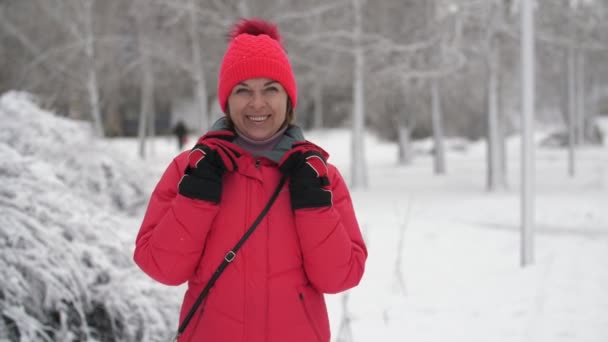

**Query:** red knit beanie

left=218, top=18, right=297, bottom=113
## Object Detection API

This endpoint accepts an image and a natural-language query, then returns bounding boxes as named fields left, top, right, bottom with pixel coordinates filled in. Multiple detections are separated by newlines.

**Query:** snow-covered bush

left=0, top=92, right=180, bottom=342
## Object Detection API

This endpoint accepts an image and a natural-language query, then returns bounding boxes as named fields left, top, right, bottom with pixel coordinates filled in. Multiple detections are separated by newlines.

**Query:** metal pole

left=520, top=0, right=535, bottom=266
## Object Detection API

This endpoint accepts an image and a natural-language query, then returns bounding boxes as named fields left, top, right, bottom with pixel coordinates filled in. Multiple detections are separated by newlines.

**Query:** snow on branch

left=153, top=0, right=230, bottom=28
left=370, top=50, right=466, bottom=85
left=270, top=0, right=350, bottom=24
left=0, top=92, right=180, bottom=342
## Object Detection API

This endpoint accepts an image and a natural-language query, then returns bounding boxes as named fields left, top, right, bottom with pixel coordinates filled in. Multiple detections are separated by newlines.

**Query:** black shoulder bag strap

left=171, top=174, right=288, bottom=342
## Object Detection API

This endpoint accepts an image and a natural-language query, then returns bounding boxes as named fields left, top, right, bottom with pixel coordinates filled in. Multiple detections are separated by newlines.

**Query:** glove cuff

left=178, top=174, right=222, bottom=203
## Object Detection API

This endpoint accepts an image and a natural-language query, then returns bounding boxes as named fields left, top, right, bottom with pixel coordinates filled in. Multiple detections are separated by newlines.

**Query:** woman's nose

left=249, top=91, right=265, bottom=109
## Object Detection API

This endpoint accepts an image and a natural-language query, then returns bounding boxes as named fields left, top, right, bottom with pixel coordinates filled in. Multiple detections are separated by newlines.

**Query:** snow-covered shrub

left=0, top=92, right=146, bottom=214
left=0, top=92, right=180, bottom=342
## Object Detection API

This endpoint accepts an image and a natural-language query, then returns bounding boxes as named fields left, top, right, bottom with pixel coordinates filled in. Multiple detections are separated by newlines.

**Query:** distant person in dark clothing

left=173, top=120, right=188, bottom=150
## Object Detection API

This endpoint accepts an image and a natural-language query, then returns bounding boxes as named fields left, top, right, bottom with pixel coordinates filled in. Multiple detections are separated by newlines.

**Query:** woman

left=134, top=18, right=367, bottom=342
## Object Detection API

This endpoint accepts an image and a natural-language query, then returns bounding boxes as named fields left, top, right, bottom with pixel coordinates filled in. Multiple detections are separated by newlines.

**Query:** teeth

left=248, top=115, right=268, bottom=122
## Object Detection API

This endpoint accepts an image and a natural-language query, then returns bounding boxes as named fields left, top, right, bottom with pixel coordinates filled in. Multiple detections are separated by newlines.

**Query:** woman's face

left=227, top=77, right=288, bottom=141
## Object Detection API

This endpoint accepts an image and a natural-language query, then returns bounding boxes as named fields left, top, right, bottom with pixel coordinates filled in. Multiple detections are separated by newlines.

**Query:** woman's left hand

left=279, top=142, right=332, bottom=210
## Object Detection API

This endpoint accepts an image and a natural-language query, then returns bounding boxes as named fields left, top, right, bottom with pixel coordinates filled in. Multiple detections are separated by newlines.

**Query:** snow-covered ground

left=308, top=132, right=608, bottom=342
left=2, top=91, right=607, bottom=341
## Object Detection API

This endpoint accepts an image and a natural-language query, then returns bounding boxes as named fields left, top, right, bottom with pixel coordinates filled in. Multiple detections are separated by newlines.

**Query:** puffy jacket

left=134, top=123, right=367, bottom=342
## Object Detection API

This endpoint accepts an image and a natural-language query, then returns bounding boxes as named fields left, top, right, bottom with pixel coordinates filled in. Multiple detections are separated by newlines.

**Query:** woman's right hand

left=178, top=131, right=240, bottom=203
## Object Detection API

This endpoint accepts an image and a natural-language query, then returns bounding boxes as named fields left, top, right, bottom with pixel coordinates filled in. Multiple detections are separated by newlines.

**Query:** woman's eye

left=235, top=88, right=250, bottom=94
left=265, top=87, right=278, bottom=93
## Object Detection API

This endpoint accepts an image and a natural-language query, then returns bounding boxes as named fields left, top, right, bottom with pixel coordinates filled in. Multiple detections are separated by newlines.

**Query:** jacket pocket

left=297, top=285, right=328, bottom=342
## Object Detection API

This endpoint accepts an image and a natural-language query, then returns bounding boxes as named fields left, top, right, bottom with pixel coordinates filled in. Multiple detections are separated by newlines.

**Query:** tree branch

left=270, top=0, right=350, bottom=24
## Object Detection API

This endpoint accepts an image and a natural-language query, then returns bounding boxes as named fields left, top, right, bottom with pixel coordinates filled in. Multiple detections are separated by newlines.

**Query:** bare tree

left=0, top=0, right=606, bottom=162
left=350, top=0, right=368, bottom=189
left=189, top=0, right=210, bottom=133
left=431, top=78, right=446, bottom=174
left=430, top=0, right=464, bottom=174
left=481, top=1, right=512, bottom=191
left=0, top=0, right=106, bottom=134
left=133, top=0, right=156, bottom=158
left=536, top=0, right=608, bottom=176
left=81, top=0, right=104, bottom=137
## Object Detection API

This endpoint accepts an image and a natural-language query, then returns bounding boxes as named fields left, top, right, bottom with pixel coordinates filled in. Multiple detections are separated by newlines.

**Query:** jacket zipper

left=255, top=159, right=260, bottom=168
left=299, top=292, right=323, bottom=342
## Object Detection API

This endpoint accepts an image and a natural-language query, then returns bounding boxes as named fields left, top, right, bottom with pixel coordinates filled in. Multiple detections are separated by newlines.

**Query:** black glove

left=178, top=131, right=239, bottom=203
left=279, top=142, right=332, bottom=210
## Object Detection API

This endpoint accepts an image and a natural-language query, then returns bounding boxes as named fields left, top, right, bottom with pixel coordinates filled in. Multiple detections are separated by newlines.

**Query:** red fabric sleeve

left=294, top=165, right=367, bottom=294
left=133, top=153, right=220, bottom=285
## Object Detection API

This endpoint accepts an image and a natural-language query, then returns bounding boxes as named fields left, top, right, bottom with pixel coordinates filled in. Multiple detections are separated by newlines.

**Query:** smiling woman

left=227, top=78, right=288, bottom=141
left=133, top=18, right=367, bottom=342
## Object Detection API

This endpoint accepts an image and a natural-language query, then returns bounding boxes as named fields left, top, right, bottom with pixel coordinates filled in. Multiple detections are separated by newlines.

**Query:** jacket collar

left=209, top=117, right=305, bottom=163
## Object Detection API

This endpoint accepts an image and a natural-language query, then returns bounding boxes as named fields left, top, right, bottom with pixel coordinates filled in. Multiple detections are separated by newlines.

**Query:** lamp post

left=520, top=0, right=536, bottom=267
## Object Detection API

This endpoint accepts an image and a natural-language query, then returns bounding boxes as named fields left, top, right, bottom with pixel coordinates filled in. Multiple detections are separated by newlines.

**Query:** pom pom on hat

left=218, top=18, right=297, bottom=113
left=229, top=18, right=281, bottom=42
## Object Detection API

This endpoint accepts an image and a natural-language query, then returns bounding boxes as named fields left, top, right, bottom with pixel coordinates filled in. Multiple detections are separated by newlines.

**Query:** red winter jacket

left=134, top=126, right=367, bottom=342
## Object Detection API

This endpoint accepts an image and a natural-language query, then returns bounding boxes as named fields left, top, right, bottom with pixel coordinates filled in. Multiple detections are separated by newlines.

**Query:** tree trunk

left=560, top=50, right=569, bottom=125
left=311, top=15, right=324, bottom=130
left=576, top=49, right=585, bottom=145
left=588, top=74, right=600, bottom=132
left=397, top=120, right=413, bottom=165
left=189, top=0, right=208, bottom=134
left=147, top=78, right=156, bottom=156
left=350, top=0, right=367, bottom=189
left=135, top=0, right=155, bottom=159
left=486, top=37, right=503, bottom=191
left=83, top=0, right=104, bottom=137
left=431, top=78, right=446, bottom=174
left=497, top=44, right=508, bottom=188
left=313, top=77, right=323, bottom=129
left=520, top=0, right=536, bottom=267
left=567, top=47, right=576, bottom=176
left=498, top=105, right=508, bottom=187
left=105, top=98, right=123, bottom=136
left=137, top=87, right=148, bottom=159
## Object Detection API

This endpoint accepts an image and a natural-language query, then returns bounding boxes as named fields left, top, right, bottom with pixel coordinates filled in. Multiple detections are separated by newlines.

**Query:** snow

left=1, top=91, right=607, bottom=341
left=306, top=129, right=608, bottom=342
left=0, top=92, right=181, bottom=341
